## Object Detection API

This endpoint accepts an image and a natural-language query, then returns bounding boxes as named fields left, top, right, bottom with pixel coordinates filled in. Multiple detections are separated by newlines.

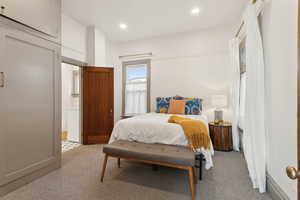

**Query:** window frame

left=122, top=59, right=151, bottom=115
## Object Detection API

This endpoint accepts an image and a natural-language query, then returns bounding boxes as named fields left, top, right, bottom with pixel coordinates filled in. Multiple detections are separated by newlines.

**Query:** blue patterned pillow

left=184, top=98, right=203, bottom=115
left=156, top=97, right=172, bottom=113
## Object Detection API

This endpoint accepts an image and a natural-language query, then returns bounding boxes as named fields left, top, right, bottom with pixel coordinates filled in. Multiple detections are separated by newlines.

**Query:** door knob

left=286, top=166, right=300, bottom=180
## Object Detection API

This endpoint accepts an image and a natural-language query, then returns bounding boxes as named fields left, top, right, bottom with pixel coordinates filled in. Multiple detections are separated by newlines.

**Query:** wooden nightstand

left=209, top=122, right=233, bottom=152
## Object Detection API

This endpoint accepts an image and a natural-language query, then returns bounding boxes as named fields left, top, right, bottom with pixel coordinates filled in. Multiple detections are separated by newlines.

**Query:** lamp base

left=214, top=110, right=223, bottom=124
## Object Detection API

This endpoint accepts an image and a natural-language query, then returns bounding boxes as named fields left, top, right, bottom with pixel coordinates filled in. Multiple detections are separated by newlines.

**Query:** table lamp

left=212, top=95, right=227, bottom=124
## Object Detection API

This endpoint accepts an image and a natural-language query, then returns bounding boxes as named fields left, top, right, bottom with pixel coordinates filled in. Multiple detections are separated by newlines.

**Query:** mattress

left=109, top=113, right=214, bottom=169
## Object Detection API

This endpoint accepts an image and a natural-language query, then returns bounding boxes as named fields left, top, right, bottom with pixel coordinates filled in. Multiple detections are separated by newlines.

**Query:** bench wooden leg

left=193, top=167, right=198, bottom=184
left=118, top=158, right=121, bottom=168
left=188, top=167, right=196, bottom=200
left=101, top=154, right=108, bottom=182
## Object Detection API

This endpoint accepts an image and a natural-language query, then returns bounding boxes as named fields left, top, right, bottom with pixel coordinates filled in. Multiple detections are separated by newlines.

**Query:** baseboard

left=267, top=173, right=289, bottom=200
left=0, top=161, right=61, bottom=197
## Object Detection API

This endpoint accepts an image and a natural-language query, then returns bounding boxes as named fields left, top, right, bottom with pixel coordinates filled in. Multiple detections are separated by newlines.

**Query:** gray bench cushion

left=103, top=140, right=195, bottom=166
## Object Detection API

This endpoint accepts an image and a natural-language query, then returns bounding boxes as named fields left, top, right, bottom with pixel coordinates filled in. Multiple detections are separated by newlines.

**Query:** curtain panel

left=125, top=79, right=147, bottom=115
left=243, top=2, right=266, bottom=193
left=230, top=38, right=241, bottom=151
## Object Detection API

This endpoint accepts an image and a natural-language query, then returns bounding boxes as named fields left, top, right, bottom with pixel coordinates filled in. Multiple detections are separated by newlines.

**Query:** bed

left=109, top=113, right=214, bottom=169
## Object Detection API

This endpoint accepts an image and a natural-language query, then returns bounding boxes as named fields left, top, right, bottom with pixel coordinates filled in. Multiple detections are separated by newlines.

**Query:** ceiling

left=62, top=0, right=248, bottom=42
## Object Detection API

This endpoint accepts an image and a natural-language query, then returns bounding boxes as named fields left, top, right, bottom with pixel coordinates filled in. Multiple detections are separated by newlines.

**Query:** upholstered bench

left=101, top=140, right=198, bottom=200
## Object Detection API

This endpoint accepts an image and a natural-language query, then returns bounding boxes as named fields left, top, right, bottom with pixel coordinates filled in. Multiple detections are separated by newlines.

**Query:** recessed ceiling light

left=120, top=23, right=128, bottom=30
left=191, top=7, right=201, bottom=16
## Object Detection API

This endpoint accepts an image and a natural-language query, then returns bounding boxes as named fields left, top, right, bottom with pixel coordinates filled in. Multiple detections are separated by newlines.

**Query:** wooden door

left=82, top=67, right=114, bottom=145
left=287, top=1, right=300, bottom=198
left=298, top=1, right=300, bottom=197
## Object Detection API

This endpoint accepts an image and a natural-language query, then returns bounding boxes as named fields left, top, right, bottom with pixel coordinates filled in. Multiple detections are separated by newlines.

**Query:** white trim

left=266, top=173, right=289, bottom=200
left=119, top=52, right=152, bottom=59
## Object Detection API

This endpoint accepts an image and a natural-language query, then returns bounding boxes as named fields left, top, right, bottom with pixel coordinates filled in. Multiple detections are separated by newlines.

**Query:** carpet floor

left=1, top=145, right=272, bottom=200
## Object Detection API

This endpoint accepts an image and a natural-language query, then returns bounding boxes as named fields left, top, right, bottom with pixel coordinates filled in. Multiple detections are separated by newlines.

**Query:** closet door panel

left=1, top=0, right=60, bottom=37
left=0, top=27, right=60, bottom=186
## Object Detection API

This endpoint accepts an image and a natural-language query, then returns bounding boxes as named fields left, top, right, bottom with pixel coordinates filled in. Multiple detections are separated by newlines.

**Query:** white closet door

left=0, top=25, right=60, bottom=186
left=0, top=0, right=60, bottom=37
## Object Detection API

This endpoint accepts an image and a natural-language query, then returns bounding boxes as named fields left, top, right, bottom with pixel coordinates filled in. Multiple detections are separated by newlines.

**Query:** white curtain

left=243, top=3, right=266, bottom=193
left=239, top=73, right=246, bottom=130
left=125, top=79, right=147, bottom=115
left=230, top=38, right=240, bottom=151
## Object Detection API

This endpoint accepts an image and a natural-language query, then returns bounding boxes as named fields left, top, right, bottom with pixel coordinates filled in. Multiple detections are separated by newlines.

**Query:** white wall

left=61, top=63, right=80, bottom=132
left=113, top=26, right=235, bottom=121
left=62, top=14, right=88, bottom=62
left=87, top=26, right=114, bottom=66
left=62, top=15, right=114, bottom=66
left=261, top=0, right=298, bottom=199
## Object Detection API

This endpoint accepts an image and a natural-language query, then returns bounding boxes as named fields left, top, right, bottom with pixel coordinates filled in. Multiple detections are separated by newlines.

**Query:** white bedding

left=109, top=113, right=214, bottom=169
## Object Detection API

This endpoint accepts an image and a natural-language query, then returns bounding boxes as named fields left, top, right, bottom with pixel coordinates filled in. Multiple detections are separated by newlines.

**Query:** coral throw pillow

left=168, top=100, right=186, bottom=114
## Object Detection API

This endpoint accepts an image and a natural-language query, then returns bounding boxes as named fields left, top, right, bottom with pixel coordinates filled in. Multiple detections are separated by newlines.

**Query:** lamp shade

left=212, top=95, right=227, bottom=108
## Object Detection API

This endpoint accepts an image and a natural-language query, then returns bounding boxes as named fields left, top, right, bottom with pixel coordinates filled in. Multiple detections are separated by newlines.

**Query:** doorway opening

left=61, top=59, right=84, bottom=153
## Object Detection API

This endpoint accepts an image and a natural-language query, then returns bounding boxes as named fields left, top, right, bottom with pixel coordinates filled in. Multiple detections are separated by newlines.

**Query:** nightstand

left=208, top=122, right=233, bottom=151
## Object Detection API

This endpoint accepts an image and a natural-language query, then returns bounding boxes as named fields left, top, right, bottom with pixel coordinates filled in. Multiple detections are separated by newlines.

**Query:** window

left=122, top=60, right=150, bottom=115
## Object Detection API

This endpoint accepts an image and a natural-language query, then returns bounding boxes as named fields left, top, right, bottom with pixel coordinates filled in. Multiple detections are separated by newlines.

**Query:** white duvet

left=109, top=113, right=214, bottom=169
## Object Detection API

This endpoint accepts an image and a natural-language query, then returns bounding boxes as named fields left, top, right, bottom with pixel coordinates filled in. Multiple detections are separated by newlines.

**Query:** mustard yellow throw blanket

left=168, top=116, right=211, bottom=150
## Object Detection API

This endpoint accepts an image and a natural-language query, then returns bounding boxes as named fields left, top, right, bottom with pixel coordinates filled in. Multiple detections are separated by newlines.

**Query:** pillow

left=156, top=97, right=172, bottom=113
left=156, top=96, right=203, bottom=114
left=168, top=100, right=186, bottom=114
left=185, top=98, right=203, bottom=115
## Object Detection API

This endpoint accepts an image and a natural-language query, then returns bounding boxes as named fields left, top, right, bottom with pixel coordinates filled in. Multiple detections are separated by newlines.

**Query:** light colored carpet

left=1, top=145, right=272, bottom=200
